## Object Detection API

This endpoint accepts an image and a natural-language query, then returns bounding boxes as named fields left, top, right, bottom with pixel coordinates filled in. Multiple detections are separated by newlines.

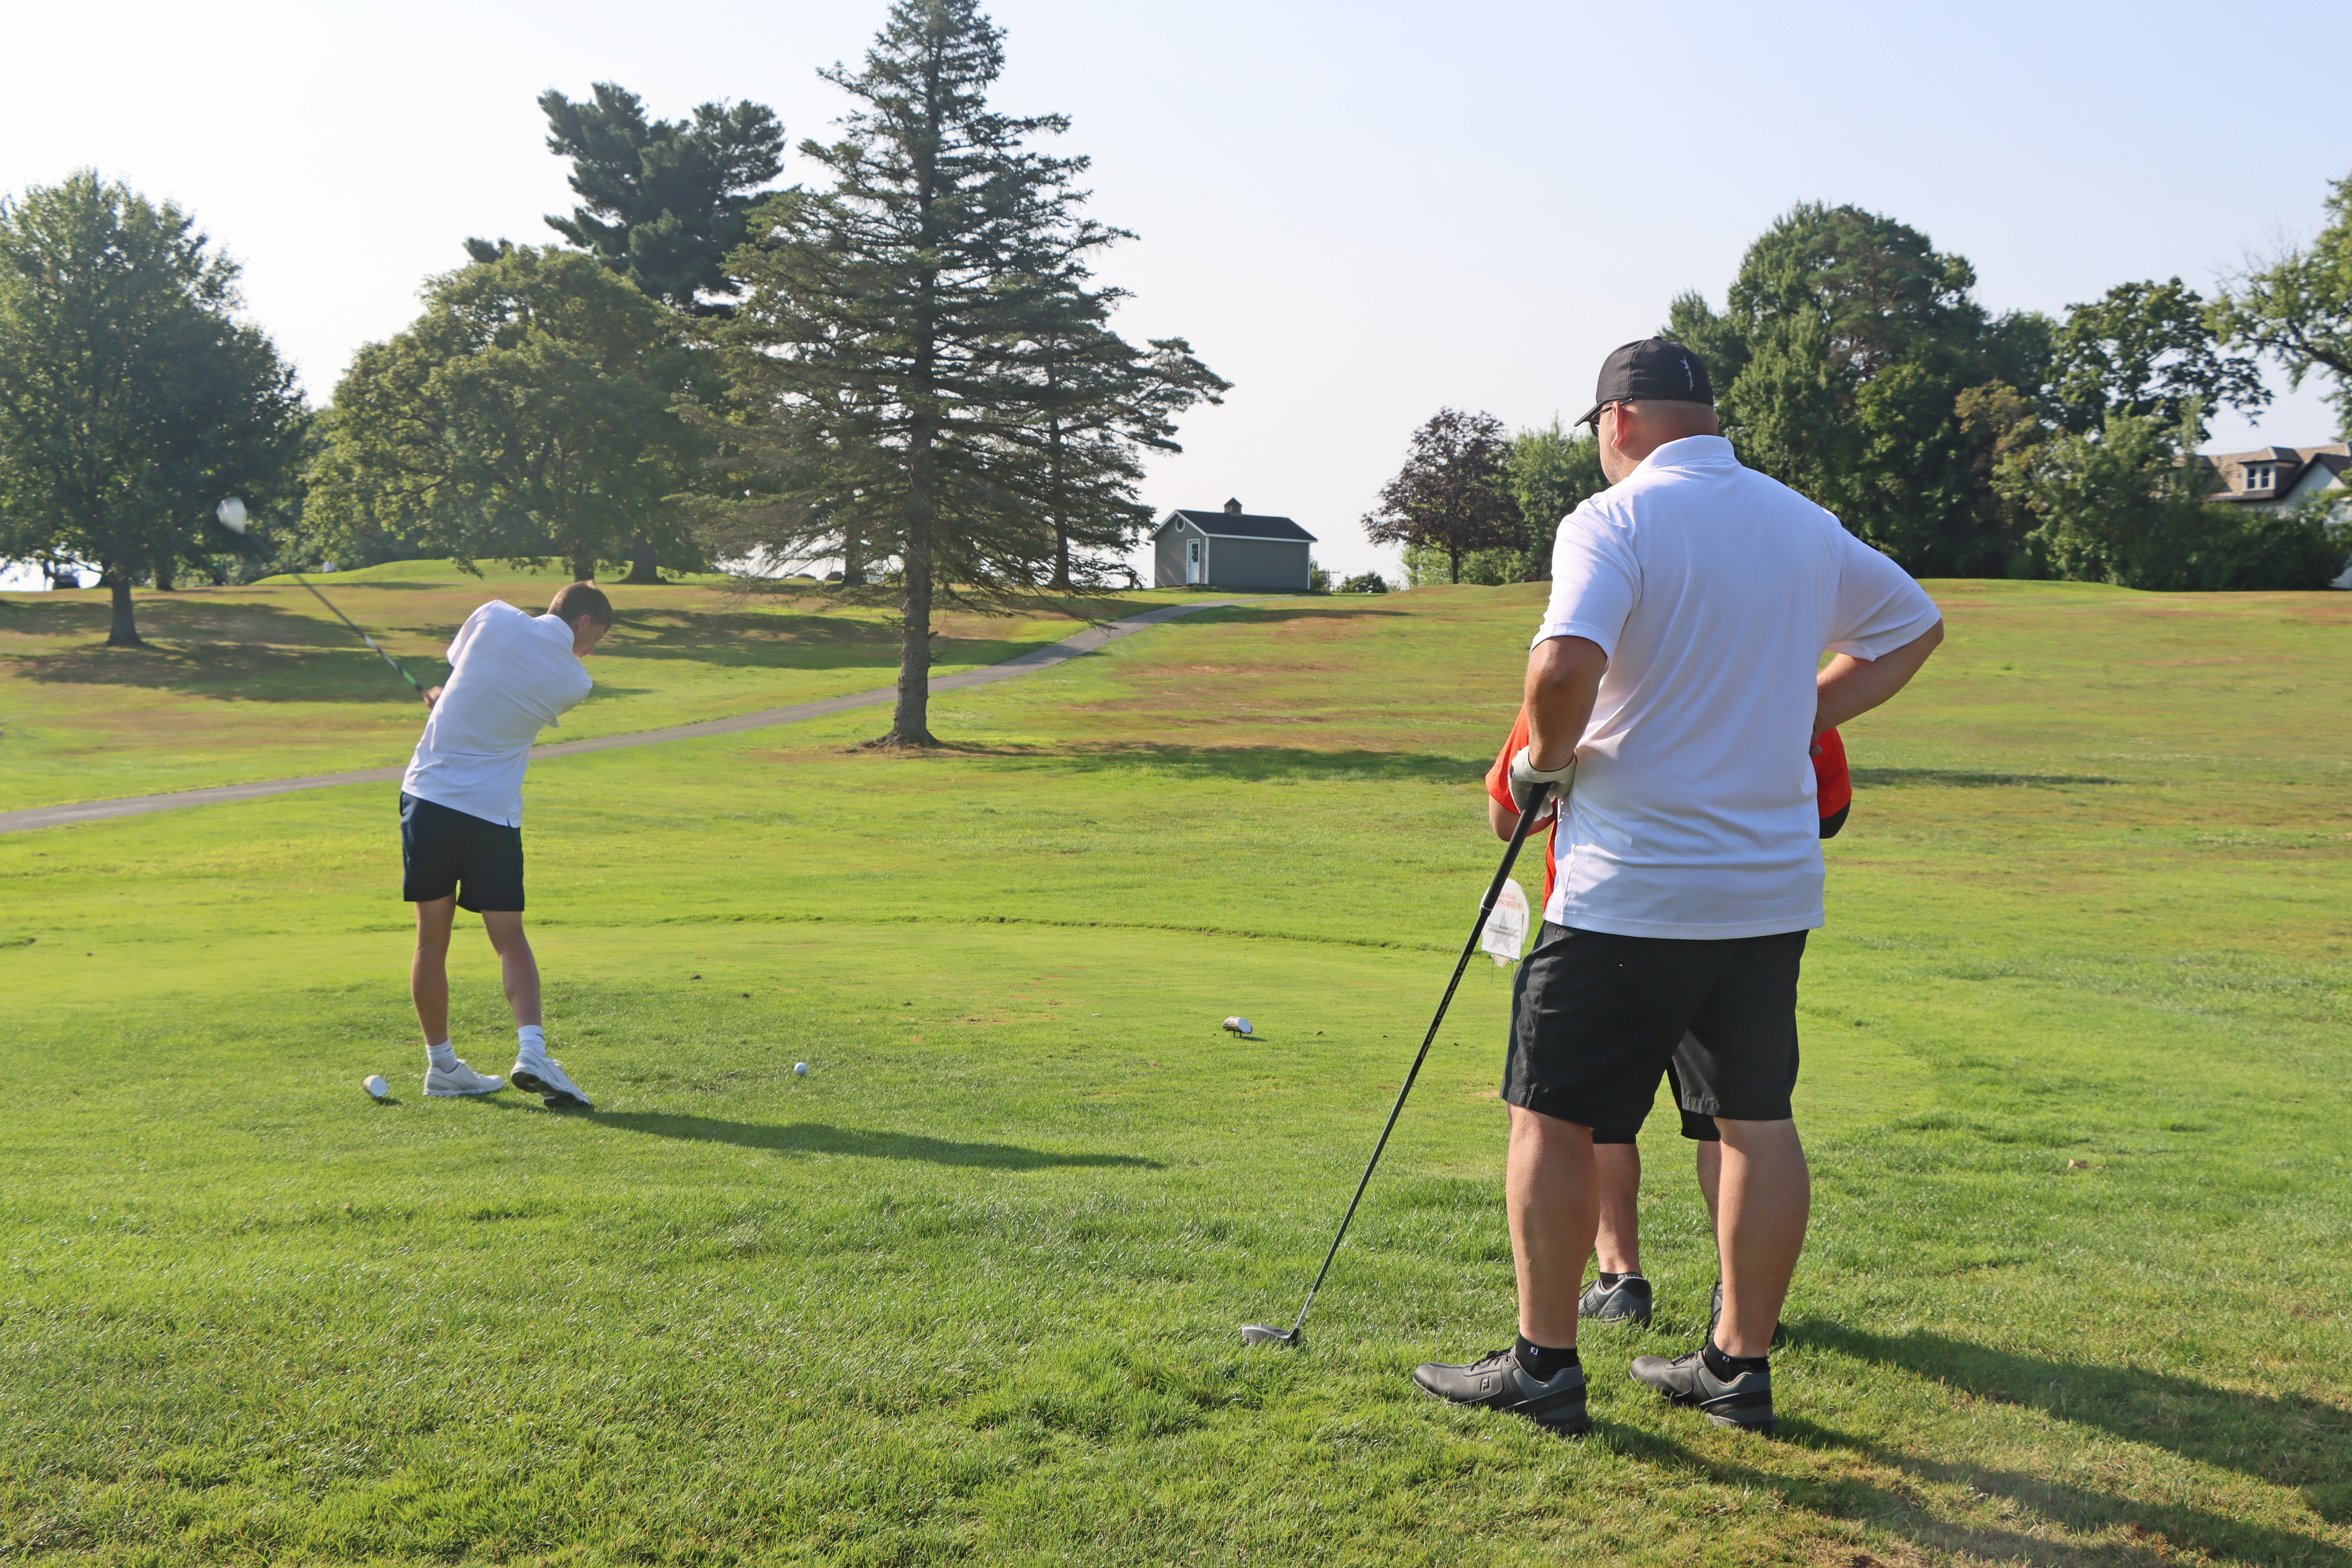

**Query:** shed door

left=1185, top=538, right=1202, bottom=584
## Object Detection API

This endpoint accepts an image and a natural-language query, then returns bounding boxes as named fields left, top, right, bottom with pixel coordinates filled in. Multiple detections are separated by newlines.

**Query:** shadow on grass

left=1613, top=1413, right=2352, bottom=1567
left=1848, top=767, right=2123, bottom=789
left=1821, top=1325, right=2352, bottom=1523
left=975, top=743, right=1489, bottom=784
left=9, top=638, right=446, bottom=704
left=579, top=1109, right=1164, bottom=1171
left=1183, top=604, right=1408, bottom=626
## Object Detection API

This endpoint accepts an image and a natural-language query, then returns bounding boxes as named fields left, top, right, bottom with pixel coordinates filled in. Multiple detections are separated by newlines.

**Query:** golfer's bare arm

left=1525, top=635, right=1608, bottom=769
left=1480, top=635, right=1608, bottom=846
left=1813, top=620, right=1943, bottom=733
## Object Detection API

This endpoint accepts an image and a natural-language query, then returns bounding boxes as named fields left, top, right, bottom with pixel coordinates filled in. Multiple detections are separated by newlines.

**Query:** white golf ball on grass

left=793, top=1062, right=809, bottom=1077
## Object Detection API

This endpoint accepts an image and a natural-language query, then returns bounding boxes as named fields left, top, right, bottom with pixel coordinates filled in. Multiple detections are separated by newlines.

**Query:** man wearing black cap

left=1411, top=339, right=1944, bottom=1436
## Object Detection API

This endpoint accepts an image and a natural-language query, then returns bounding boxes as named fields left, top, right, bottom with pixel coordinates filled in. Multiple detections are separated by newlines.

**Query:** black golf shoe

left=1628, top=1347, right=1774, bottom=1434
left=1412, top=1348, right=1591, bottom=1434
left=1578, top=1273, right=1654, bottom=1326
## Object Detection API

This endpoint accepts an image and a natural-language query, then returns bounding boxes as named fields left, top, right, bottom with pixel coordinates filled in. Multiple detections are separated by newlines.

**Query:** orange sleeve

left=1813, top=727, right=1851, bottom=818
left=1486, top=708, right=1532, bottom=811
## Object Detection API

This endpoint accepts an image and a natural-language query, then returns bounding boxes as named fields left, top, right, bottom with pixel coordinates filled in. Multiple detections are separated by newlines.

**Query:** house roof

left=1160, top=509, right=1317, bottom=543
left=2195, top=442, right=2350, bottom=504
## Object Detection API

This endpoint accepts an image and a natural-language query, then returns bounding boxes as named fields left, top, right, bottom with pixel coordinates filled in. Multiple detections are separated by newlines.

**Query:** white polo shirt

left=1534, top=435, right=1940, bottom=938
left=400, top=601, right=594, bottom=827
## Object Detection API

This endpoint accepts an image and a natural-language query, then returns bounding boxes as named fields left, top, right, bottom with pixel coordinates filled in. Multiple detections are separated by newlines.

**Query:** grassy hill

left=0, top=564, right=1201, bottom=811
left=3, top=578, right=2348, bottom=1565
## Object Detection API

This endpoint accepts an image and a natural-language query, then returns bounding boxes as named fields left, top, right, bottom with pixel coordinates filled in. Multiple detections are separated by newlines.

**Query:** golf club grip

left=1286, top=781, right=1555, bottom=1335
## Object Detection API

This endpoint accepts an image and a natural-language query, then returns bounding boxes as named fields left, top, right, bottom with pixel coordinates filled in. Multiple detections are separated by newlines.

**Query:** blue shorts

left=399, top=792, right=524, bottom=912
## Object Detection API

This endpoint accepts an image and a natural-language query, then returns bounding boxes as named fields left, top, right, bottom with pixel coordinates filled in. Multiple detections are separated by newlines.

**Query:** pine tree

left=690, top=0, right=1202, bottom=746
left=511, top=83, right=785, bottom=317
left=1014, top=316, right=1227, bottom=591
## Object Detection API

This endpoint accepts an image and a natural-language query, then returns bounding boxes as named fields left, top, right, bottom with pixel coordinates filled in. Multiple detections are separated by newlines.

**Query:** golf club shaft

left=293, top=573, right=422, bottom=692
left=1280, top=781, right=1555, bottom=1340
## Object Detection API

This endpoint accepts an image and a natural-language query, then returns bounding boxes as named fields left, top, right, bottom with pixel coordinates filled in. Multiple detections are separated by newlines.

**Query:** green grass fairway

left=0, top=564, right=1204, bottom=811
left=4, top=580, right=2349, bottom=1565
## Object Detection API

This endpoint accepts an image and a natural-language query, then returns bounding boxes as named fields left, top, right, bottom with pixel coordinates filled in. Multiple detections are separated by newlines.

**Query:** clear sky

left=4, top=0, right=2344, bottom=588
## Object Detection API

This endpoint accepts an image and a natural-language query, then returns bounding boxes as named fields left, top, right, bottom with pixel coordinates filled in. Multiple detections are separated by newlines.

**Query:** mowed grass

left=2, top=579, right=2349, bottom=1566
left=0, top=563, right=1197, bottom=810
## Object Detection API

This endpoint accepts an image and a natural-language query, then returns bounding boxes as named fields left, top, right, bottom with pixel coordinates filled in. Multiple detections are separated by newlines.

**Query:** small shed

left=1151, top=500, right=1317, bottom=590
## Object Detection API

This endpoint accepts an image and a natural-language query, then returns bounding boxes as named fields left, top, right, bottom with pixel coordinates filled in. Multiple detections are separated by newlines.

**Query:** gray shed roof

left=1160, top=509, right=1317, bottom=543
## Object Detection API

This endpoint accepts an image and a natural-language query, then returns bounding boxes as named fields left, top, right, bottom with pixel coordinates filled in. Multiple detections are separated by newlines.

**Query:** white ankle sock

left=427, top=1041, right=457, bottom=1072
left=516, top=1025, right=546, bottom=1063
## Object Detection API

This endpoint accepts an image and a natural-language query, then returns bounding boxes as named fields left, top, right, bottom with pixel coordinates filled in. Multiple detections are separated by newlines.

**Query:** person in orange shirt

left=1481, top=714, right=1852, bottom=1331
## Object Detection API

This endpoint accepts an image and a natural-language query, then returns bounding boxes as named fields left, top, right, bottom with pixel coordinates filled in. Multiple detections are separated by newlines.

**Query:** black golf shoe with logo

left=1578, top=1273, right=1654, bottom=1326
left=1412, top=1349, right=1591, bottom=1434
left=1628, top=1347, right=1774, bottom=1434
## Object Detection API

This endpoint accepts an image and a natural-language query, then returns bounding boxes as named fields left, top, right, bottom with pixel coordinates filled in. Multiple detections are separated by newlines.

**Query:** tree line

left=1364, top=190, right=2352, bottom=592
left=0, top=0, right=1225, bottom=748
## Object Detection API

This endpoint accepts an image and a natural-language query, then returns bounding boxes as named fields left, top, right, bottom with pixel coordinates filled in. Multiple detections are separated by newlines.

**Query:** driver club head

left=1240, top=1324, right=1301, bottom=1349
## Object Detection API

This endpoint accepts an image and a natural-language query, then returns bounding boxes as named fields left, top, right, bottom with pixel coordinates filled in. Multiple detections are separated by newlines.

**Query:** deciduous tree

left=2050, top=278, right=2268, bottom=437
left=1507, top=418, right=1607, bottom=576
left=311, top=246, right=704, bottom=582
left=2212, top=168, right=2352, bottom=436
left=1665, top=203, right=2050, bottom=575
left=1362, top=409, right=1524, bottom=585
left=0, top=172, right=303, bottom=645
left=2004, top=404, right=2340, bottom=591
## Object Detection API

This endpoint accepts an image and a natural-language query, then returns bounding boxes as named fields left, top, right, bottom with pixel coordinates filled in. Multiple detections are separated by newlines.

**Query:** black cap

left=1577, top=338, right=1714, bottom=426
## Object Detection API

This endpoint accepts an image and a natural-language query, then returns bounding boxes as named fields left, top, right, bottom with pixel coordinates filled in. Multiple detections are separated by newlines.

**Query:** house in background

left=2198, top=441, right=2350, bottom=514
left=2197, top=442, right=2352, bottom=588
left=1152, top=500, right=1316, bottom=590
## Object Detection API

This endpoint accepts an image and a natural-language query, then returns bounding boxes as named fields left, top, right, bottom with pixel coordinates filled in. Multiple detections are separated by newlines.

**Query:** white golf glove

left=1507, top=745, right=1575, bottom=815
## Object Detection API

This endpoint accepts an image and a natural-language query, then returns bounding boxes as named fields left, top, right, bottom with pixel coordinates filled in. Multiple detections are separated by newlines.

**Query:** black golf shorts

left=1589, top=1056, right=1721, bottom=1144
left=1505, top=923, right=1807, bottom=1133
left=400, top=792, right=524, bottom=912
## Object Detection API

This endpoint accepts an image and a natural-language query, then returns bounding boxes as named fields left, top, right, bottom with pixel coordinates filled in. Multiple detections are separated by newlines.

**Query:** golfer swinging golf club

left=402, top=583, right=613, bottom=1108
left=1413, top=339, right=1942, bottom=1435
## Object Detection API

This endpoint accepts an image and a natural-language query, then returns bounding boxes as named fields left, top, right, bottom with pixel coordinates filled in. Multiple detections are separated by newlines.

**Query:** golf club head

left=1239, top=1324, right=1301, bottom=1349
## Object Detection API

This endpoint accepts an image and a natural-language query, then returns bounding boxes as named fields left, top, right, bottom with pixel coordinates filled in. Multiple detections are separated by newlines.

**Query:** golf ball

left=362, top=1074, right=389, bottom=1099
left=793, top=1062, right=809, bottom=1077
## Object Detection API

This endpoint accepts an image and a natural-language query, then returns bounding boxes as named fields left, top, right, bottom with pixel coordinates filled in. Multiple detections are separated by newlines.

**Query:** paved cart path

left=2, top=598, right=1245, bottom=836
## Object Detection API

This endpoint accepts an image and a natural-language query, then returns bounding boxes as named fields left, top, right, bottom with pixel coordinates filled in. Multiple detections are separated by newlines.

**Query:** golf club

left=1241, top=775, right=1558, bottom=1350
left=217, top=498, right=425, bottom=697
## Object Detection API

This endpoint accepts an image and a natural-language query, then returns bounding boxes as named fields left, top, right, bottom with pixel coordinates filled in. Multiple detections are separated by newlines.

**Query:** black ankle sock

left=1597, top=1272, right=1623, bottom=1288
left=1703, top=1340, right=1769, bottom=1380
left=1515, top=1336, right=1581, bottom=1380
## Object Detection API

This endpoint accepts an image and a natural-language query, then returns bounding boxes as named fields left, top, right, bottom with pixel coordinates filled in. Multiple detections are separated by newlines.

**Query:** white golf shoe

left=424, top=1059, right=506, bottom=1097
left=510, top=1053, right=593, bottom=1110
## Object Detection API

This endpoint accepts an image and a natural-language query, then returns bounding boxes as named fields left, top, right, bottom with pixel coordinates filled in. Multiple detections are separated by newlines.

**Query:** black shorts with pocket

left=1506, top=922, right=1806, bottom=1133
left=400, top=792, right=524, bottom=912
